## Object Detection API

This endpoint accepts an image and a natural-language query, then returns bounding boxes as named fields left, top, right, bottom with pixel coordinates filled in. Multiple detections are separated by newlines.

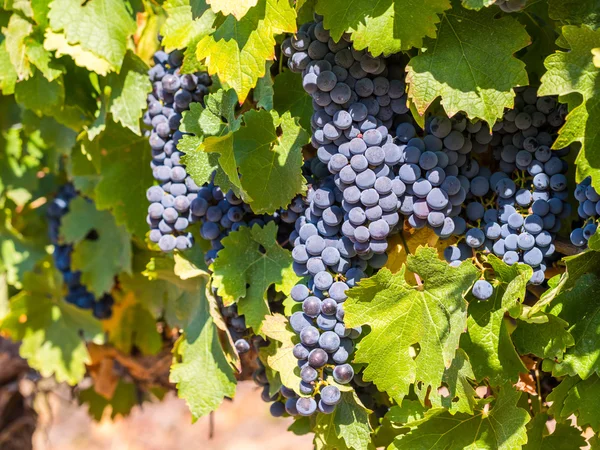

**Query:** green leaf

left=313, top=392, right=372, bottom=450
left=0, top=41, right=18, bottom=94
left=83, top=123, right=155, bottom=238
left=170, top=273, right=237, bottom=421
left=417, top=348, right=477, bottom=414
left=178, top=135, right=219, bottom=187
left=260, top=313, right=302, bottom=394
left=548, top=273, right=600, bottom=378
left=549, top=375, right=600, bottom=432
left=254, top=61, right=274, bottom=110
left=524, top=413, right=587, bottom=450
left=344, top=246, right=478, bottom=404
left=212, top=222, right=299, bottom=333
left=60, top=197, right=132, bottom=296
left=538, top=26, right=600, bottom=189
left=460, top=256, right=530, bottom=385
left=47, top=0, right=136, bottom=71
left=391, top=384, right=530, bottom=450
left=548, top=0, right=600, bottom=29
left=0, top=262, right=104, bottom=385
left=406, top=3, right=530, bottom=125
left=180, top=89, right=241, bottom=137
left=512, top=314, right=574, bottom=360
left=273, top=69, right=313, bottom=131
left=106, top=51, right=152, bottom=136
left=160, top=0, right=216, bottom=51
left=315, top=0, right=450, bottom=56
left=373, top=401, right=427, bottom=448
left=207, top=0, right=258, bottom=19
left=227, top=109, right=307, bottom=212
left=14, top=69, right=64, bottom=116
left=78, top=380, right=139, bottom=420
left=196, top=0, right=296, bottom=102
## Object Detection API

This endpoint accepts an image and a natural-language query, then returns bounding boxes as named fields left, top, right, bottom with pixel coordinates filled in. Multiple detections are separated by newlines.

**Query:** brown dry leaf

left=91, top=358, right=119, bottom=399
left=515, top=371, right=537, bottom=395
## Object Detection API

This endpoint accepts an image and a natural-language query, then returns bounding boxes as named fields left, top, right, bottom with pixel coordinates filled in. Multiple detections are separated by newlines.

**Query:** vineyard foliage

left=0, top=0, right=600, bottom=448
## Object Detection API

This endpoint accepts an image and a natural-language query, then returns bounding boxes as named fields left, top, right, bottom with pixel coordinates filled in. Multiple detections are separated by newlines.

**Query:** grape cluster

left=283, top=16, right=416, bottom=252
left=188, top=176, right=267, bottom=265
left=144, top=47, right=212, bottom=252
left=393, top=116, right=484, bottom=238
left=493, top=0, right=528, bottom=12
left=47, top=185, right=114, bottom=319
left=571, top=177, right=599, bottom=247
left=442, top=87, right=570, bottom=288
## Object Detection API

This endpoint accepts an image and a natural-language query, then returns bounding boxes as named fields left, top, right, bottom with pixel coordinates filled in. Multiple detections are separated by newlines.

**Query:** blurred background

left=32, top=381, right=313, bottom=450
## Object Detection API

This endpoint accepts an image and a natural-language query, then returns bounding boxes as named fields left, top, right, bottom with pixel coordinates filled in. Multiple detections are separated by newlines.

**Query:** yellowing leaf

left=385, top=229, right=457, bottom=273
left=196, top=0, right=296, bottom=102
left=44, top=30, right=112, bottom=76
left=102, top=292, right=162, bottom=355
left=160, top=0, right=216, bottom=52
left=48, top=0, right=136, bottom=72
left=316, top=0, right=450, bottom=56
left=207, top=0, right=258, bottom=19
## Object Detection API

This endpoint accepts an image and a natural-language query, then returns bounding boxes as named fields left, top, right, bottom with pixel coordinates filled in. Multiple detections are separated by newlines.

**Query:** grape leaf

left=170, top=272, right=237, bottom=421
left=178, top=135, right=219, bottom=187
left=315, top=0, right=450, bottom=56
left=549, top=375, right=600, bottom=432
left=212, top=222, right=299, bottom=333
left=391, top=384, right=529, bottom=450
left=124, top=251, right=209, bottom=329
left=416, top=348, right=477, bottom=415
left=260, top=313, right=302, bottom=395
left=0, top=262, right=104, bottom=385
left=60, top=197, right=132, bottom=296
left=594, top=48, right=600, bottom=67
left=47, top=0, right=136, bottom=72
left=273, top=69, right=312, bottom=131
left=86, top=123, right=155, bottom=238
left=227, top=109, right=308, bottom=212
left=524, top=413, right=587, bottom=450
left=512, top=313, right=574, bottom=360
left=196, top=0, right=296, bottom=103
left=14, top=69, right=64, bottom=116
left=548, top=0, right=600, bottom=30
left=207, top=0, right=258, bottom=19
left=105, top=51, right=152, bottom=136
left=44, top=30, right=113, bottom=76
left=372, top=400, right=427, bottom=448
left=344, top=246, right=478, bottom=404
left=102, top=292, right=162, bottom=355
left=0, top=41, right=18, bottom=94
left=180, top=89, right=241, bottom=137
left=460, top=256, right=529, bottom=386
left=2, top=13, right=33, bottom=79
left=406, top=3, right=530, bottom=126
left=313, top=392, right=372, bottom=450
left=254, top=61, right=274, bottom=110
left=538, top=26, right=600, bottom=189
left=532, top=249, right=600, bottom=315
left=160, top=0, right=216, bottom=52
left=78, top=380, right=138, bottom=420
left=548, top=273, right=600, bottom=379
